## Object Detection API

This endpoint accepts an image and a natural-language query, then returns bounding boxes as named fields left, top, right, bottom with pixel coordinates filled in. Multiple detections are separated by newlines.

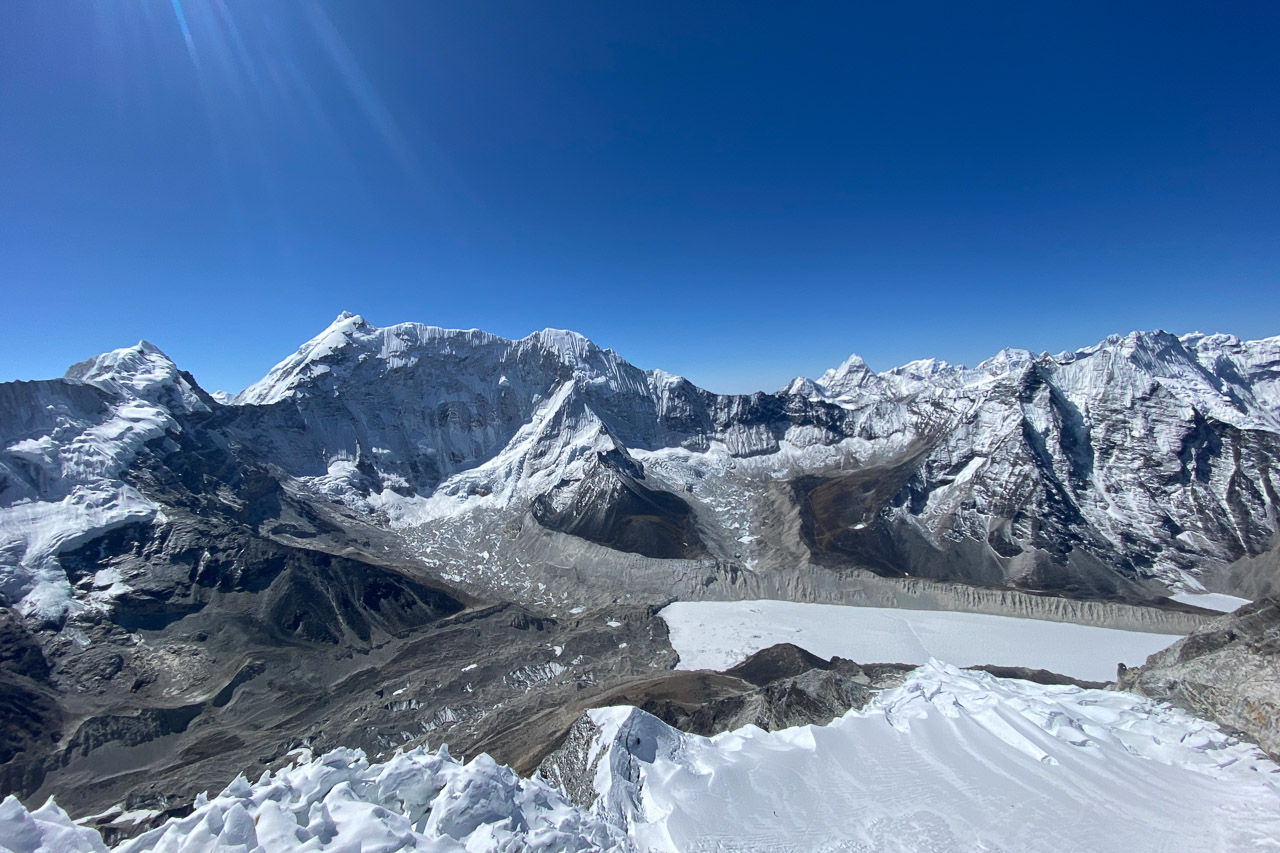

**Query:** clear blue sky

left=2, top=1, right=1277, bottom=394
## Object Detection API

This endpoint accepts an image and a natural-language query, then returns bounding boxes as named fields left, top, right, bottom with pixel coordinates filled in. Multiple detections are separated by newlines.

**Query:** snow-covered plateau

left=4, top=662, right=1278, bottom=853
left=660, top=599, right=1183, bottom=681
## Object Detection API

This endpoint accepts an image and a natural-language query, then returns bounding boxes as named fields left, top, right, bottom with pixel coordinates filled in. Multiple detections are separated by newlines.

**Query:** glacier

left=0, top=342, right=210, bottom=623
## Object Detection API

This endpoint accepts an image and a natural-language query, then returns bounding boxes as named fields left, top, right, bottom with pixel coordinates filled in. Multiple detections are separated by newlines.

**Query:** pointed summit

left=236, top=313, right=380, bottom=405
left=818, top=353, right=879, bottom=398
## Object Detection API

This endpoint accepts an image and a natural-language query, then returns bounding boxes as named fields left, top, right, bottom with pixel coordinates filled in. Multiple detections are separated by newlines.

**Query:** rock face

left=572, top=643, right=903, bottom=742
left=1118, top=597, right=1280, bottom=758
left=1, top=316, right=1277, bottom=820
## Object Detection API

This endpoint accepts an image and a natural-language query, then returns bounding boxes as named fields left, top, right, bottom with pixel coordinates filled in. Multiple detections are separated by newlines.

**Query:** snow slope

left=0, top=343, right=205, bottom=622
left=586, top=662, right=1280, bottom=852
left=661, top=600, right=1184, bottom=681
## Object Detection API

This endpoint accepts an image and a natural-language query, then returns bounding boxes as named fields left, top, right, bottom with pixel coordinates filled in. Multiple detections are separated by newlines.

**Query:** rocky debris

left=1118, top=597, right=1280, bottom=758
left=584, top=644, right=915, bottom=740
left=966, top=664, right=1108, bottom=690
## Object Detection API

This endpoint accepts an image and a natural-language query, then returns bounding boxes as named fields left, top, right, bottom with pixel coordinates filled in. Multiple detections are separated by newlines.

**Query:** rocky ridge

left=1118, top=597, right=1280, bottom=757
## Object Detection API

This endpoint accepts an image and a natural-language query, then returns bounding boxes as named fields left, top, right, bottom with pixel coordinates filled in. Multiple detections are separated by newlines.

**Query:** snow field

left=660, top=599, right=1185, bottom=682
left=607, top=661, right=1280, bottom=852
left=1168, top=591, right=1251, bottom=612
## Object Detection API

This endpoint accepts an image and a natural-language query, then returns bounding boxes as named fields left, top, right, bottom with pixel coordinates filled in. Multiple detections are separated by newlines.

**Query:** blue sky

left=2, top=1, right=1277, bottom=394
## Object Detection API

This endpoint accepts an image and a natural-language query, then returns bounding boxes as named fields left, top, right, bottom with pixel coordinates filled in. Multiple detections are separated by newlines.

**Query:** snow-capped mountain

left=231, top=315, right=1280, bottom=604
left=0, top=342, right=213, bottom=621
left=4, top=314, right=1279, bottom=624
left=1, top=315, right=1278, bottom=824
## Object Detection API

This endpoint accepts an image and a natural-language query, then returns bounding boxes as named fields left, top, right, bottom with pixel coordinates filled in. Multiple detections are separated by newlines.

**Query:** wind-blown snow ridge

left=579, top=661, right=1280, bottom=852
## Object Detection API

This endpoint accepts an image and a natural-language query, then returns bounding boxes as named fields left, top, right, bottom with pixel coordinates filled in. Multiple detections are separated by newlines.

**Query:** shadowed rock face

left=62, top=520, right=465, bottom=643
left=532, top=451, right=706, bottom=560
left=1118, top=598, right=1280, bottom=758
left=0, top=609, right=60, bottom=799
left=539, top=644, right=916, bottom=758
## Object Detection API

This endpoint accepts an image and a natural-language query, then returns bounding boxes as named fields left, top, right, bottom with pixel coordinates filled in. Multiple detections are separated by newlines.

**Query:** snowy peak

left=235, top=316, right=633, bottom=406
left=817, top=353, right=879, bottom=398
left=975, top=346, right=1036, bottom=378
left=886, top=357, right=955, bottom=380
left=521, top=328, right=597, bottom=363
left=63, top=341, right=206, bottom=412
left=235, top=312, right=377, bottom=405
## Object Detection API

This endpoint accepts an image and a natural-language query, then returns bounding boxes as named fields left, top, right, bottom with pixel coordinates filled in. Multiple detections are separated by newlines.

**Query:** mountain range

left=1, top=314, right=1278, bottom=832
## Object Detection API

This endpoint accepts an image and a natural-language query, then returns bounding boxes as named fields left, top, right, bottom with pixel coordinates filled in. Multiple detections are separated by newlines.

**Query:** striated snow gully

left=2, top=314, right=1280, bottom=847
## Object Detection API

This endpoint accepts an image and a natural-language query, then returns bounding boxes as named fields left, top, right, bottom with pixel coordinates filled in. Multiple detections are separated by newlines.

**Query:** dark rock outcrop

left=1118, top=597, right=1280, bottom=758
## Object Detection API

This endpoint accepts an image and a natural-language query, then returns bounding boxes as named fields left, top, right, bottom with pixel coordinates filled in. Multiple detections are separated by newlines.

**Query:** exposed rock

left=1118, top=597, right=1280, bottom=757
left=539, top=642, right=1119, bottom=808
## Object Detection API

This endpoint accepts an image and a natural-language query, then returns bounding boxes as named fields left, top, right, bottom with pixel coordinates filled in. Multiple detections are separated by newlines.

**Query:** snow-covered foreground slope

left=9, top=664, right=1276, bottom=853
left=661, top=600, right=1185, bottom=681
left=584, top=662, right=1280, bottom=853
